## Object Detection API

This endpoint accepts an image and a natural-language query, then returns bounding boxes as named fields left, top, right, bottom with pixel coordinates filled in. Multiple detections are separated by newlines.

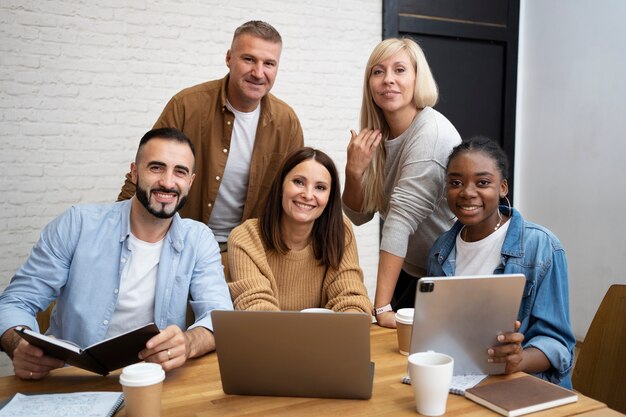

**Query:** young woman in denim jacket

left=427, top=136, right=575, bottom=388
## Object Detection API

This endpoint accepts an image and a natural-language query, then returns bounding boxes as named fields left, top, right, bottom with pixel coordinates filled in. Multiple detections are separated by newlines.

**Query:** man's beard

left=135, top=179, right=188, bottom=219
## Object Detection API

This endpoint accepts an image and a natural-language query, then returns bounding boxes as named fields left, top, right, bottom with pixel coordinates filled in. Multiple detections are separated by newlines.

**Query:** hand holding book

left=14, top=323, right=160, bottom=376
left=0, top=328, right=66, bottom=380
left=138, top=324, right=216, bottom=372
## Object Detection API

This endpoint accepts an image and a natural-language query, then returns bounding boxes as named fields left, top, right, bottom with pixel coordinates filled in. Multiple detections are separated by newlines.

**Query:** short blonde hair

left=360, top=38, right=438, bottom=212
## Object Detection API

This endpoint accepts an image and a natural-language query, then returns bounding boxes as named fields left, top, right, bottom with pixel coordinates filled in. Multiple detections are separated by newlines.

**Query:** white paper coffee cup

left=120, top=362, right=165, bottom=417
left=395, top=308, right=414, bottom=355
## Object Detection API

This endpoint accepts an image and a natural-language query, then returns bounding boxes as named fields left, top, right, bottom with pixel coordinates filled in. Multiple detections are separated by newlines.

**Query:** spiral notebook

left=0, top=391, right=124, bottom=417
left=402, top=373, right=488, bottom=395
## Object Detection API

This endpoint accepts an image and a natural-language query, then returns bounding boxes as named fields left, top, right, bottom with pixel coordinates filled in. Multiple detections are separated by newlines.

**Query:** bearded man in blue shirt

left=0, top=127, right=233, bottom=380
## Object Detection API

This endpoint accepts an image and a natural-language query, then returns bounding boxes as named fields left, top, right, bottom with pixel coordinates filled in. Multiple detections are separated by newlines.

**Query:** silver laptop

left=410, top=274, right=526, bottom=375
left=211, top=310, right=374, bottom=399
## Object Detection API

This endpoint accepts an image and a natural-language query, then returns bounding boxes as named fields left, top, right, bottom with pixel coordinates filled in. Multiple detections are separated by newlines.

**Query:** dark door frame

left=382, top=0, right=520, bottom=199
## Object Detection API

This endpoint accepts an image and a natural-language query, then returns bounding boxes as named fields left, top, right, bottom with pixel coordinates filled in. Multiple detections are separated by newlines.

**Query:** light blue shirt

left=0, top=199, right=233, bottom=348
left=428, top=207, right=575, bottom=388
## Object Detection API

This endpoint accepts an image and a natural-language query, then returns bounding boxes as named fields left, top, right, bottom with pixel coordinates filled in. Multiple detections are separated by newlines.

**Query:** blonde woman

left=343, top=38, right=461, bottom=328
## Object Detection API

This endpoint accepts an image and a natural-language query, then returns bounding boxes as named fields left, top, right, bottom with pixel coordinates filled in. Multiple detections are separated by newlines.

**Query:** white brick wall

left=0, top=1, right=381, bottom=375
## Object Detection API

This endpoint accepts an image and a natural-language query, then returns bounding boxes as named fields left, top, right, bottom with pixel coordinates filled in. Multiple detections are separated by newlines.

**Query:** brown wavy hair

left=260, top=147, right=345, bottom=269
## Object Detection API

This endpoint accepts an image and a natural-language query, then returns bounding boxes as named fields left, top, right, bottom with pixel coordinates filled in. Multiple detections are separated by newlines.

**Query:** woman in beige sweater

left=227, top=147, right=372, bottom=314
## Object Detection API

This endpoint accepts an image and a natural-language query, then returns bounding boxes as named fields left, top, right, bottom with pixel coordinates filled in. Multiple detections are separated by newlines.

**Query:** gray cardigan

left=344, top=107, right=461, bottom=277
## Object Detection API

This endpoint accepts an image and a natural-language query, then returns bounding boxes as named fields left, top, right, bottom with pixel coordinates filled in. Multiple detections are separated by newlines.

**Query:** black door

left=383, top=0, right=519, bottom=197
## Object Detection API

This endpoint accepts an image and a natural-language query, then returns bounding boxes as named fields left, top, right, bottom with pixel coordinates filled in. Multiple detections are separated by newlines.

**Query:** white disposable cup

left=301, top=308, right=335, bottom=313
left=120, top=362, right=166, bottom=417
left=407, top=351, right=454, bottom=416
left=395, top=308, right=414, bottom=355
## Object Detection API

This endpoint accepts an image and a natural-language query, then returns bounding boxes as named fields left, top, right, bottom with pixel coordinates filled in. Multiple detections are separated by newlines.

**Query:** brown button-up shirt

left=118, top=75, right=304, bottom=225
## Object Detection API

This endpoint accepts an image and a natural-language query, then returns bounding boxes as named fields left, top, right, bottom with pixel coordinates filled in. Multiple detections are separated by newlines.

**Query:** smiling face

left=368, top=49, right=416, bottom=119
left=131, top=138, right=195, bottom=219
left=225, top=33, right=281, bottom=112
left=446, top=150, right=508, bottom=241
left=281, top=159, right=331, bottom=229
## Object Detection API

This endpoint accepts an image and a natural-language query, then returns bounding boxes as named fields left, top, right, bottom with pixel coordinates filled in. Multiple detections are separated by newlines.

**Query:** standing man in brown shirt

left=118, top=21, right=304, bottom=270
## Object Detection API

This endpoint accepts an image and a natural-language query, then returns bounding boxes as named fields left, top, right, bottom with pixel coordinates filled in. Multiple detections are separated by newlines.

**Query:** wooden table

left=578, top=409, right=626, bottom=417
left=0, top=326, right=610, bottom=416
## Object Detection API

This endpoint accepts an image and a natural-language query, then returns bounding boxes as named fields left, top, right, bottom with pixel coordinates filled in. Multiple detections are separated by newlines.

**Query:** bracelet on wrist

left=373, top=303, right=393, bottom=316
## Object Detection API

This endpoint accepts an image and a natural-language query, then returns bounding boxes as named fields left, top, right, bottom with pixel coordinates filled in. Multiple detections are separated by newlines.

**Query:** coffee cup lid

left=119, top=362, right=165, bottom=387
left=301, top=308, right=334, bottom=313
left=395, top=308, right=414, bottom=325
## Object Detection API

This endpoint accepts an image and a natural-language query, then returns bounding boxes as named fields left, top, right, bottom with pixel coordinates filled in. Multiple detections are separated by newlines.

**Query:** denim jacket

left=427, top=207, right=575, bottom=388
left=0, top=199, right=233, bottom=349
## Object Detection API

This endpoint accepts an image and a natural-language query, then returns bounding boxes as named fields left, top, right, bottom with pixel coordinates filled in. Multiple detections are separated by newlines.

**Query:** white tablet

left=410, top=274, right=526, bottom=375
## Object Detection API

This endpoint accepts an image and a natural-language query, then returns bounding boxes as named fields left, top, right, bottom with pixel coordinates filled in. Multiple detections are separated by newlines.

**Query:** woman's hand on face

left=375, top=311, right=397, bottom=329
left=346, top=129, right=382, bottom=179
left=488, top=320, right=524, bottom=374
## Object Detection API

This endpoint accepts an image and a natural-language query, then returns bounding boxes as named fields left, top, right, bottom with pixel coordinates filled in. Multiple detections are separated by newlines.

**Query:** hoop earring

left=494, top=209, right=503, bottom=231
left=504, top=196, right=512, bottom=217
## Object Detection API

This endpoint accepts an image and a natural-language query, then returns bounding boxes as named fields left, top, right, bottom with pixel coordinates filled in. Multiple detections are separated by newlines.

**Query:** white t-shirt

left=208, top=100, right=260, bottom=243
left=105, top=233, right=162, bottom=339
left=454, top=220, right=511, bottom=276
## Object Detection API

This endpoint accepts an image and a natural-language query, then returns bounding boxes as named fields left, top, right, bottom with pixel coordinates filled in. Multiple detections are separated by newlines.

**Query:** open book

left=14, top=323, right=160, bottom=376
left=464, top=375, right=578, bottom=416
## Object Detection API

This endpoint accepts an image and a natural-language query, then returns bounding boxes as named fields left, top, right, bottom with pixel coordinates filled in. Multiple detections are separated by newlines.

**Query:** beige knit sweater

left=227, top=218, right=373, bottom=315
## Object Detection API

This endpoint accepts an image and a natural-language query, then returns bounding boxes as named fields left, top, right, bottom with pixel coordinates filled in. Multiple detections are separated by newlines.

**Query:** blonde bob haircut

left=360, top=38, right=438, bottom=212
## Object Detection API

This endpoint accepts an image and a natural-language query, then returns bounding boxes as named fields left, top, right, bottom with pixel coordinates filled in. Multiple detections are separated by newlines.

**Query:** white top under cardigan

left=344, top=107, right=461, bottom=277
